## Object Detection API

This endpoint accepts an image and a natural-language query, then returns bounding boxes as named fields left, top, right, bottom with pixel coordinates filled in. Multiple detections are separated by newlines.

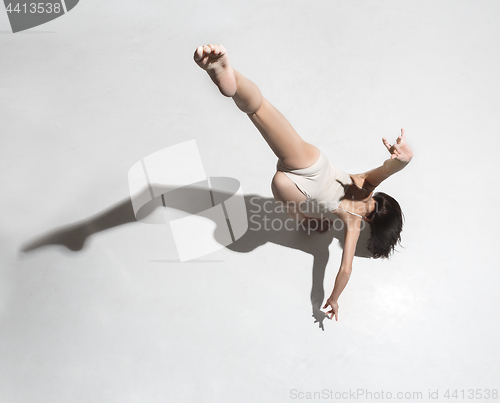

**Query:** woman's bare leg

left=194, top=44, right=319, bottom=170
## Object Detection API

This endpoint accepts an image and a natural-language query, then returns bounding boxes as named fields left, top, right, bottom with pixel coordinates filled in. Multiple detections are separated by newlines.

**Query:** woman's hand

left=322, top=298, right=339, bottom=321
left=382, top=128, right=413, bottom=164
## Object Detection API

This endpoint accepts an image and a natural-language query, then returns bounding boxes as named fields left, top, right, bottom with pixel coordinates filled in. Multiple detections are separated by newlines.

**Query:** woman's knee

left=271, top=171, right=287, bottom=201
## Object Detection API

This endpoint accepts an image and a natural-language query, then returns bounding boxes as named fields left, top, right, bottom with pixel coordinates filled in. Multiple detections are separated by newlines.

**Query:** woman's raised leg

left=194, top=44, right=319, bottom=170
left=194, top=44, right=332, bottom=231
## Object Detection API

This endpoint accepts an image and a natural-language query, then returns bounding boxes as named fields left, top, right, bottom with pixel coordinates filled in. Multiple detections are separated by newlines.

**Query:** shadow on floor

left=20, top=178, right=372, bottom=330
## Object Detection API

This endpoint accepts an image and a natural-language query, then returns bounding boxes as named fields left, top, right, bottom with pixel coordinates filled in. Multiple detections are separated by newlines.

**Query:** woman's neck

left=338, top=198, right=371, bottom=217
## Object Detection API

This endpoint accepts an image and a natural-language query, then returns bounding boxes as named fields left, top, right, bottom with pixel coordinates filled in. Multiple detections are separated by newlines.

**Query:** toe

left=194, top=46, right=204, bottom=61
left=219, top=44, right=227, bottom=55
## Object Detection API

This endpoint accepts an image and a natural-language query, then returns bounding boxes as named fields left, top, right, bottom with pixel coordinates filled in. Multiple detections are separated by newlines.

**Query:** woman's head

left=364, top=192, right=404, bottom=259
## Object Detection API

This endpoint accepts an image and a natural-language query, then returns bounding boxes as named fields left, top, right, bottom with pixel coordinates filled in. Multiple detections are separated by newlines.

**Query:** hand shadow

left=20, top=177, right=372, bottom=330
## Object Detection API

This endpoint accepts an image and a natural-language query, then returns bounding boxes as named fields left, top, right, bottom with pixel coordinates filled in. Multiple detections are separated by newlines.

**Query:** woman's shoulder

left=332, top=204, right=364, bottom=231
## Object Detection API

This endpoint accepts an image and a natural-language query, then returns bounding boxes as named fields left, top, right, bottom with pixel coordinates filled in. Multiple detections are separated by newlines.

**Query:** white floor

left=1, top=1, right=499, bottom=402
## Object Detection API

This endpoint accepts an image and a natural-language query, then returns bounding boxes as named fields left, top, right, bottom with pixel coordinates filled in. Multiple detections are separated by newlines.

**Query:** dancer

left=194, top=44, right=413, bottom=321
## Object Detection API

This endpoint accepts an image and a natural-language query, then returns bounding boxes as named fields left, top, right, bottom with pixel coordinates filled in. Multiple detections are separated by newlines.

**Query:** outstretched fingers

left=382, top=137, right=392, bottom=152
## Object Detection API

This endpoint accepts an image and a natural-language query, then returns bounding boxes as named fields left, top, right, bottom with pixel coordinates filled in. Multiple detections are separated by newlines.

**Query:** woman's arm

left=322, top=218, right=361, bottom=320
left=360, top=128, right=414, bottom=188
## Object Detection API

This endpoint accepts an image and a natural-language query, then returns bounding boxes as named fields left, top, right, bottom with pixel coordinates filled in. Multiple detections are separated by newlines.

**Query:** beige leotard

left=276, top=149, right=371, bottom=215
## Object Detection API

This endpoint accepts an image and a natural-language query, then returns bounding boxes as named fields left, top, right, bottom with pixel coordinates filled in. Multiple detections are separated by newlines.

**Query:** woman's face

left=363, top=197, right=377, bottom=221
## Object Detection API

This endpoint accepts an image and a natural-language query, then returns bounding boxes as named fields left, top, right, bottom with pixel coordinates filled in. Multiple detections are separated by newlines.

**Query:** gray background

left=1, top=0, right=499, bottom=402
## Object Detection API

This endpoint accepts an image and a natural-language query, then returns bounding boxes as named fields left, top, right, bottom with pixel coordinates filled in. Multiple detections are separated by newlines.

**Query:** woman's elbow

left=340, top=265, right=352, bottom=276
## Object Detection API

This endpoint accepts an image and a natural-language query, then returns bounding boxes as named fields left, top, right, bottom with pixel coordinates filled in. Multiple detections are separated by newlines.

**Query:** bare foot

left=194, top=44, right=237, bottom=97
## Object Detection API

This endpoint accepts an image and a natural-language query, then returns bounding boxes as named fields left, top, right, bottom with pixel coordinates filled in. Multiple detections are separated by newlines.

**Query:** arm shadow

left=20, top=177, right=373, bottom=330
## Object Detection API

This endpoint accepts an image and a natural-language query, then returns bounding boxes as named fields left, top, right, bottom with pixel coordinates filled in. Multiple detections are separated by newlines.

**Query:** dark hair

left=365, top=192, right=404, bottom=259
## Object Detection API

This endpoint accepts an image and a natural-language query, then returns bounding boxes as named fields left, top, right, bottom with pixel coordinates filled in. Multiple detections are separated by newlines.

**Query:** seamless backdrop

left=1, top=1, right=499, bottom=402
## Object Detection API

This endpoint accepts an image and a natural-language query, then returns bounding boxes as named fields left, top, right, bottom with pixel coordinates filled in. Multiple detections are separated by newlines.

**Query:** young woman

left=194, top=44, right=413, bottom=321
